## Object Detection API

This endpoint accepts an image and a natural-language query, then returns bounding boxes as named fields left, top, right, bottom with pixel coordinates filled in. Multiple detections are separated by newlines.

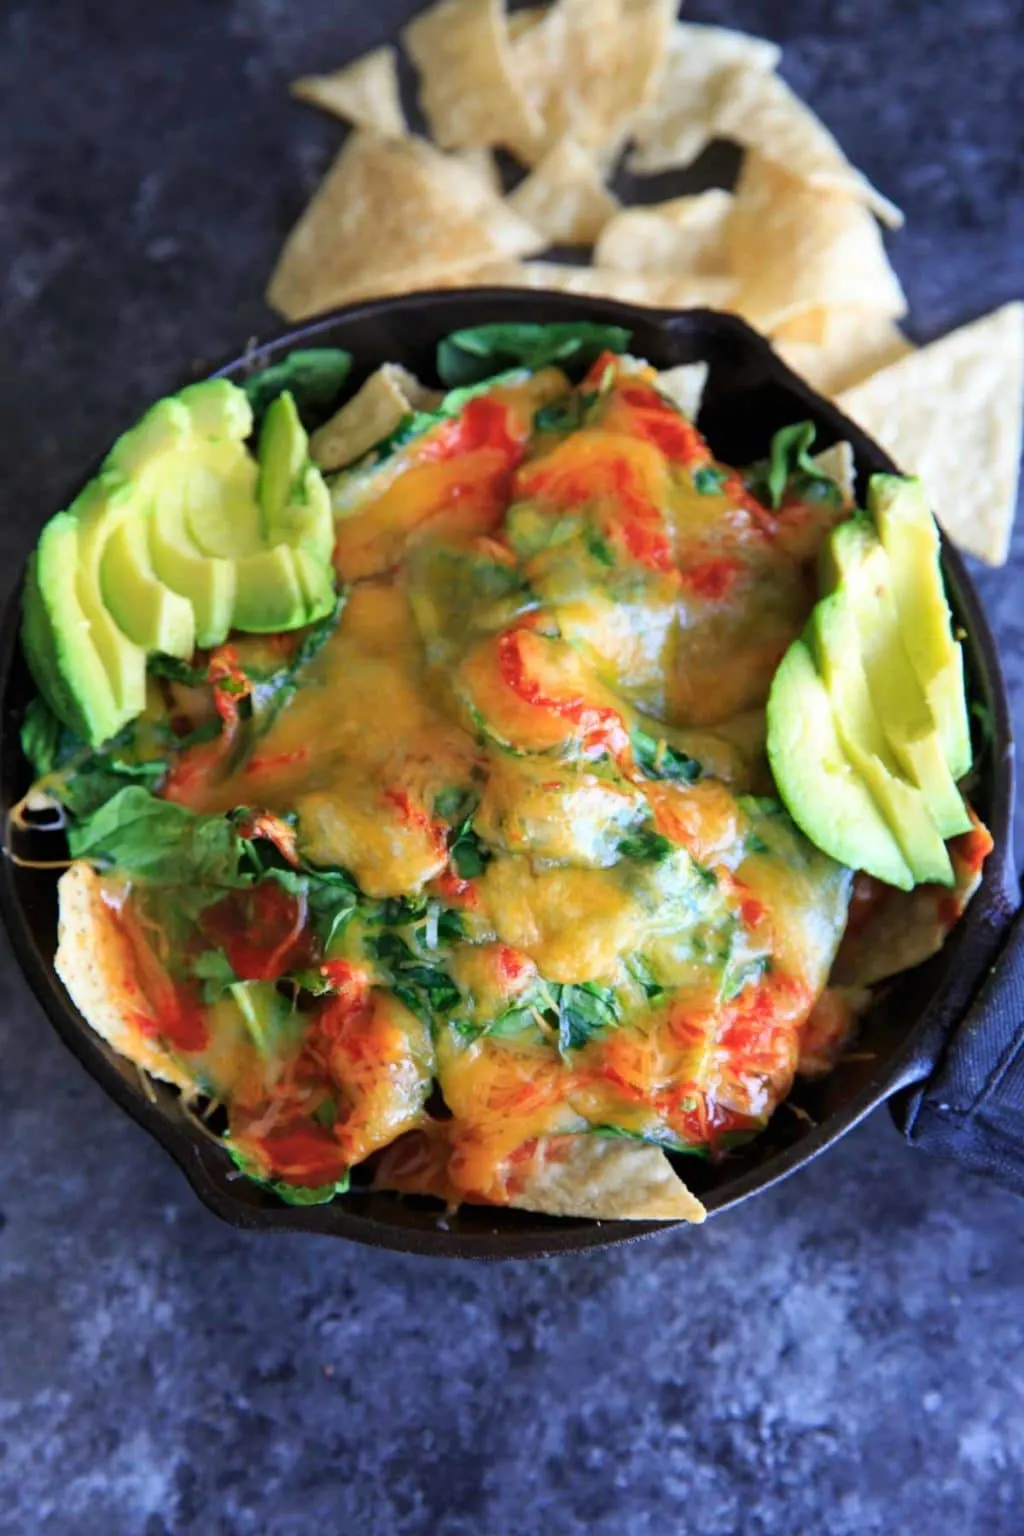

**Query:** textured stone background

left=1, top=3, right=1023, bottom=1533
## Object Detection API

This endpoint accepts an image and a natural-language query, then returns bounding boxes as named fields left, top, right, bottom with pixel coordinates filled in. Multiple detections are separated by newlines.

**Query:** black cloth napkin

left=892, top=870, right=1024, bottom=1196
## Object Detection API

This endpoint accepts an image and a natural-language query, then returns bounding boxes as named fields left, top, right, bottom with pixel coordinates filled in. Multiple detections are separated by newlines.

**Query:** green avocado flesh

left=23, top=515, right=123, bottom=747
left=825, top=517, right=970, bottom=840
left=768, top=474, right=972, bottom=889
left=810, top=594, right=953, bottom=886
left=767, top=640, right=914, bottom=890
left=869, top=474, right=972, bottom=783
left=22, top=379, right=336, bottom=745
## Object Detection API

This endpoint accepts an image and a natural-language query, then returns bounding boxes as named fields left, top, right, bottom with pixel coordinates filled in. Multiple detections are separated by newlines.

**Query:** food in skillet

left=15, top=323, right=990, bottom=1224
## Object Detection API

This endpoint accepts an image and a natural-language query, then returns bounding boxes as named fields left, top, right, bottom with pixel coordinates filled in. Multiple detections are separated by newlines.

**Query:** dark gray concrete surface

left=1, top=3, right=1023, bottom=1533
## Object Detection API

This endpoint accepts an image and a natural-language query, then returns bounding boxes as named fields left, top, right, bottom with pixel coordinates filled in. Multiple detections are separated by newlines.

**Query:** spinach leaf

left=20, top=696, right=64, bottom=778
left=376, top=892, right=430, bottom=926
left=692, top=465, right=729, bottom=496
left=436, top=323, right=631, bottom=389
left=223, top=1139, right=350, bottom=1206
left=371, top=371, right=528, bottom=461
left=20, top=698, right=170, bottom=820
left=58, top=756, right=168, bottom=819
left=533, top=388, right=600, bottom=436
left=146, top=654, right=208, bottom=687
left=433, top=786, right=472, bottom=822
left=748, top=422, right=843, bottom=511
left=618, top=827, right=674, bottom=864
left=191, top=948, right=240, bottom=1002
left=439, top=371, right=528, bottom=414
left=364, top=931, right=461, bottom=1023
left=434, top=785, right=491, bottom=879
left=625, top=953, right=666, bottom=1001
left=484, top=996, right=544, bottom=1041
left=245, top=595, right=345, bottom=736
left=68, top=786, right=245, bottom=885
left=452, top=830, right=488, bottom=879
left=437, top=908, right=468, bottom=944
left=721, top=953, right=770, bottom=1002
left=631, top=728, right=701, bottom=783
left=584, top=528, right=616, bottom=567
left=242, top=348, right=353, bottom=427
left=594, top=1124, right=709, bottom=1158
left=257, top=859, right=359, bottom=952
left=555, top=981, right=620, bottom=1056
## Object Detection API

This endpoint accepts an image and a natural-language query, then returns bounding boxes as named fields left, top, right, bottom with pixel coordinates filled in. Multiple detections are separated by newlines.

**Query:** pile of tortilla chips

left=271, top=0, right=1023, bottom=565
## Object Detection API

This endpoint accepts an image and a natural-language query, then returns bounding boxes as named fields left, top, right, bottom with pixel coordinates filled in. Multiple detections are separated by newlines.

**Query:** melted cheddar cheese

left=78, top=355, right=865, bottom=1205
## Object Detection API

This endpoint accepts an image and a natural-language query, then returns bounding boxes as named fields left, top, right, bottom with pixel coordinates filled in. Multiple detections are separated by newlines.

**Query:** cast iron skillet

left=0, top=291, right=1017, bottom=1259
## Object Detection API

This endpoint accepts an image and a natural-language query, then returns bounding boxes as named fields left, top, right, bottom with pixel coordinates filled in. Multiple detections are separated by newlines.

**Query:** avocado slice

left=71, top=478, right=147, bottom=721
left=233, top=545, right=307, bottom=633
left=147, top=484, right=237, bottom=649
left=176, top=378, right=254, bottom=442
left=179, top=440, right=263, bottom=560
left=258, top=392, right=307, bottom=532
left=22, top=514, right=125, bottom=746
left=23, top=377, right=337, bottom=740
left=824, top=519, right=971, bottom=839
left=810, top=594, right=953, bottom=886
left=293, top=547, right=339, bottom=623
left=258, top=392, right=334, bottom=565
left=869, top=475, right=972, bottom=782
left=766, top=639, right=914, bottom=890
left=129, top=383, right=334, bottom=643
left=101, top=514, right=195, bottom=659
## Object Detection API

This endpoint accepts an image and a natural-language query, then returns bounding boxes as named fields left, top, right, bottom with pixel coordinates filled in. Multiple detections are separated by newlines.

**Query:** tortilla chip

left=773, top=308, right=830, bottom=347
left=812, top=440, right=856, bottom=505
left=290, top=46, right=406, bottom=137
left=727, top=154, right=906, bottom=335
left=403, top=0, right=543, bottom=159
left=797, top=985, right=872, bottom=1077
left=774, top=308, right=914, bottom=396
left=55, top=862, right=198, bottom=1096
left=375, top=1128, right=706, bottom=1221
left=511, top=0, right=674, bottom=166
left=267, top=131, right=542, bottom=320
left=712, top=66, right=903, bottom=229
left=452, top=145, right=503, bottom=196
left=832, top=818, right=993, bottom=988
left=469, top=258, right=736, bottom=310
left=507, top=5, right=545, bottom=41
left=508, top=137, right=620, bottom=246
left=657, top=362, right=709, bottom=421
left=837, top=302, right=1024, bottom=565
left=628, top=22, right=781, bottom=175
left=506, top=1135, right=707, bottom=1222
left=594, top=190, right=733, bottom=276
left=310, top=365, right=442, bottom=471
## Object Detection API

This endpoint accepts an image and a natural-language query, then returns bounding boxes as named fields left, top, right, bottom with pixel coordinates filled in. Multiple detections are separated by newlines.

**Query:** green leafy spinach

left=241, top=348, right=353, bottom=427
left=748, top=421, right=843, bottom=511
left=436, top=322, right=631, bottom=390
left=631, top=728, right=701, bottom=783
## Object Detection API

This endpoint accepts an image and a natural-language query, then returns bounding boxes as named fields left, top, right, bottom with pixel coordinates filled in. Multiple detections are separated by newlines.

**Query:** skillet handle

left=890, top=852, right=1024, bottom=1195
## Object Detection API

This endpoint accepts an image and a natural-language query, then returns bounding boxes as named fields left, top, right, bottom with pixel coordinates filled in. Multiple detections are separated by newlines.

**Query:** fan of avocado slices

left=22, top=370, right=344, bottom=748
left=767, top=474, right=974, bottom=890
